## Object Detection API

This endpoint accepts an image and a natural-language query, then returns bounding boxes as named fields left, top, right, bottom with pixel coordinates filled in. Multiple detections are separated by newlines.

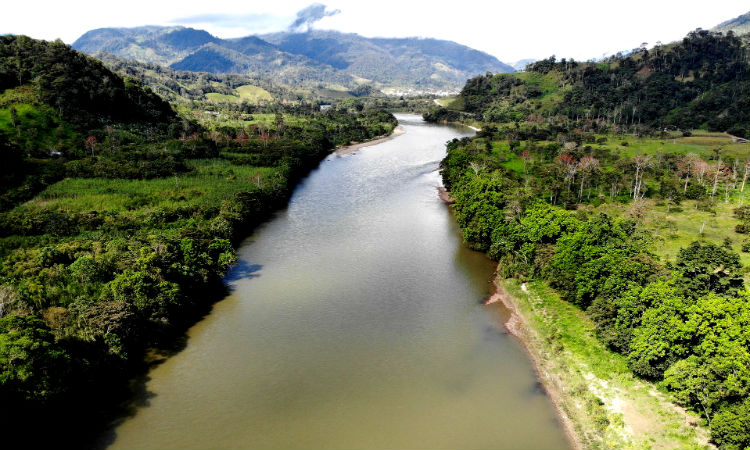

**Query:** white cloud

left=2, top=0, right=747, bottom=62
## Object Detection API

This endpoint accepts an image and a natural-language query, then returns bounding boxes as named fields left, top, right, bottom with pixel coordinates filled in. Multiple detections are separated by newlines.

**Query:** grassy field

left=205, top=84, right=273, bottom=104
left=236, top=85, right=273, bottom=102
left=502, top=279, right=712, bottom=450
left=435, top=97, right=456, bottom=107
left=592, top=199, right=750, bottom=269
left=22, top=160, right=281, bottom=214
left=481, top=131, right=750, bottom=270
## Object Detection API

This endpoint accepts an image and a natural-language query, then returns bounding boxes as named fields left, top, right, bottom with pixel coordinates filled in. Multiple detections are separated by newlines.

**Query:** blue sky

left=2, top=0, right=748, bottom=62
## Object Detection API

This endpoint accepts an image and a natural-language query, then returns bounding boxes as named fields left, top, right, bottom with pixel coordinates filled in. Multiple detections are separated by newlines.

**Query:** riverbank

left=493, top=278, right=714, bottom=450
left=335, top=125, right=406, bottom=155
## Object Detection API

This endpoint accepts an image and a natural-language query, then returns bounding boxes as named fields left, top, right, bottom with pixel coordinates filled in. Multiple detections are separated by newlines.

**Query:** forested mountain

left=427, top=29, right=749, bottom=138
left=95, top=53, right=297, bottom=104
left=73, top=26, right=221, bottom=66
left=72, top=26, right=514, bottom=91
left=261, top=30, right=515, bottom=88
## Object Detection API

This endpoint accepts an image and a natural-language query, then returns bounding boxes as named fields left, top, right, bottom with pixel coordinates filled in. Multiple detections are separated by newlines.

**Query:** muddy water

left=105, top=114, right=570, bottom=449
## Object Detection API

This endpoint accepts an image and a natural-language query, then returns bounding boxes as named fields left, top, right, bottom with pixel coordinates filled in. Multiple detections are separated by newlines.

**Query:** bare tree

left=677, top=154, right=699, bottom=191
left=557, top=154, right=578, bottom=192
left=632, top=154, right=653, bottom=199
left=711, top=155, right=727, bottom=200
left=578, top=156, right=599, bottom=201
left=694, top=159, right=710, bottom=186
left=469, top=161, right=486, bottom=176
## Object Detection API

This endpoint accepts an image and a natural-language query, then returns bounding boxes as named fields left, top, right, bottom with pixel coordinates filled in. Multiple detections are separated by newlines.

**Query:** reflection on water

left=105, top=114, right=570, bottom=450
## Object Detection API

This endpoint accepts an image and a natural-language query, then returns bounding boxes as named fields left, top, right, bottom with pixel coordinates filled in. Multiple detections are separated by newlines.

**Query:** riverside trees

left=437, top=125, right=750, bottom=450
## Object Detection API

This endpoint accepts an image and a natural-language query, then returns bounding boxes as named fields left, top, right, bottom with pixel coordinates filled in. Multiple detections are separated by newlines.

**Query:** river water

left=105, top=114, right=570, bottom=449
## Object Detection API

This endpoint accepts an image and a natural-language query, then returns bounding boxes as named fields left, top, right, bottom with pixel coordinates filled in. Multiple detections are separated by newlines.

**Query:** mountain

left=72, top=26, right=514, bottom=91
left=95, top=53, right=299, bottom=104
left=711, top=11, right=750, bottom=35
left=261, top=30, right=514, bottom=89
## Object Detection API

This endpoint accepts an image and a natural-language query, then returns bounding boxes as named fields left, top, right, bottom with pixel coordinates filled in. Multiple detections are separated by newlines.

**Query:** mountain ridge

left=72, top=25, right=514, bottom=92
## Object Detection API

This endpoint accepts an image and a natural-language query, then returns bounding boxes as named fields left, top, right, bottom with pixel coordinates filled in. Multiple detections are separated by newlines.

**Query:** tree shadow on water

left=224, top=260, right=263, bottom=284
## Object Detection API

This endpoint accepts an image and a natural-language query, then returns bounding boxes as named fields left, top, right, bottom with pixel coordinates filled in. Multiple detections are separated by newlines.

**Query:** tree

left=673, top=241, right=744, bottom=299
left=556, top=153, right=578, bottom=192
left=0, top=315, right=70, bottom=401
left=578, top=155, right=599, bottom=201
left=84, top=136, right=97, bottom=157
left=711, top=398, right=750, bottom=450
left=520, top=151, right=533, bottom=175
left=452, top=172, right=508, bottom=252
left=632, top=154, right=653, bottom=199
left=677, top=154, right=700, bottom=191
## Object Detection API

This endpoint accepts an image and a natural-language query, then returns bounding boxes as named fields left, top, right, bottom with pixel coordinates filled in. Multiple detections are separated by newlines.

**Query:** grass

left=0, top=86, right=79, bottom=154
left=205, top=93, right=239, bottom=103
left=592, top=198, right=750, bottom=269
left=583, top=134, right=749, bottom=159
left=502, top=278, right=712, bottom=449
left=204, top=85, right=273, bottom=104
left=23, top=160, right=282, bottom=214
left=435, top=97, right=456, bottom=107
left=236, top=85, right=272, bottom=102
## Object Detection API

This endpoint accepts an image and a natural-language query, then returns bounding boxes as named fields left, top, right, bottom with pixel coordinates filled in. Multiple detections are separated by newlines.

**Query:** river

left=104, top=114, right=570, bottom=449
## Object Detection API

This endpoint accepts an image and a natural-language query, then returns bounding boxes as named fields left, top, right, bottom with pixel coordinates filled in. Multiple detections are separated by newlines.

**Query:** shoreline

left=438, top=187, right=579, bottom=448
left=335, top=125, right=406, bottom=155
left=437, top=186, right=455, bottom=204
left=484, top=282, right=583, bottom=450
left=490, top=278, right=714, bottom=450
left=433, top=119, right=481, bottom=132
left=439, top=189, right=711, bottom=450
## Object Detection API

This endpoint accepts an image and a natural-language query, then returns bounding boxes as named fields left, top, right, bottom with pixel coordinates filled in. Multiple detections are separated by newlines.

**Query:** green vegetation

left=433, top=27, right=750, bottom=449
left=503, top=279, right=713, bottom=449
left=0, top=35, right=396, bottom=448
left=427, top=30, right=749, bottom=138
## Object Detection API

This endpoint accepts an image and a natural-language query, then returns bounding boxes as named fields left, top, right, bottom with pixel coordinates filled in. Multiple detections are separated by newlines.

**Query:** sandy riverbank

left=437, top=186, right=455, bottom=204
left=335, top=125, right=406, bottom=155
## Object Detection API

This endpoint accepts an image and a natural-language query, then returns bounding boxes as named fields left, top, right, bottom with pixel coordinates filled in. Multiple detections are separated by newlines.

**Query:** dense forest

left=426, top=30, right=750, bottom=138
left=430, top=28, right=750, bottom=450
left=0, top=35, right=396, bottom=447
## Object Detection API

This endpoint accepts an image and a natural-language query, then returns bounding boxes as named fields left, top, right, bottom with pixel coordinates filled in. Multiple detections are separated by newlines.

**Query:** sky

left=2, top=0, right=748, bottom=63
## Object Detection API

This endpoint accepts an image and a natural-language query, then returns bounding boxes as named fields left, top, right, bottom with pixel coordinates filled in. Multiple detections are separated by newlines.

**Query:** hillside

left=0, top=35, right=177, bottom=209
left=427, top=29, right=749, bottom=138
left=96, top=53, right=295, bottom=104
left=72, top=26, right=514, bottom=91
left=712, top=11, right=750, bottom=35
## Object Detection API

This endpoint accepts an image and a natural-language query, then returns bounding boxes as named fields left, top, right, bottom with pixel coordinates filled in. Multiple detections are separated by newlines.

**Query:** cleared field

left=24, top=160, right=281, bottom=213
left=205, top=85, right=273, bottom=104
